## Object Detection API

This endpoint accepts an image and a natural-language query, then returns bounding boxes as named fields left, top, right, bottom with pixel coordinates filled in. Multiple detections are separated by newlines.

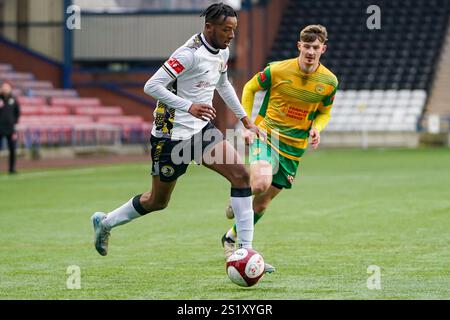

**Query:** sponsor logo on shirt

left=167, top=58, right=185, bottom=74
left=286, top=106, right=309, bottom=121
left=195, top=81, right=211, bottom=88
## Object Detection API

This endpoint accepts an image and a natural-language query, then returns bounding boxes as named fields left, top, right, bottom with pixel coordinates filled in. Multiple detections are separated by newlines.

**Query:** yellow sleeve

left=242, top=66, right=272, bottom=120
left=242, top=74, right=263, bottom=120
left=313, top=108, right=331, bottom=132
left=313, top=86, right=337, bottom=132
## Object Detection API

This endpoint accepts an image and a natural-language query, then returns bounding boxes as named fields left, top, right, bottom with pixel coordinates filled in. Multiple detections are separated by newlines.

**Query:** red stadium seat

left=50, top=97, right=101, bottom=107
left=19, top=115, right=94, bottom=126
left=18, top=96, right=47, bottom=106
left=20, top=106, right=42, bottom=116
left=32, top=89, right=78, bottom=98
left=20, top=105, right=70, bottom=116
left=0, top=72, right=34, bottom=81
left=39, top=106, right=70, bottom=115
left=74, top=106, right=123, bottom=117
left=11, top=80, right=54, bottom=90
left=97, top=116, right=144, bottom=126
left=0, top=64, right=13, bottom=72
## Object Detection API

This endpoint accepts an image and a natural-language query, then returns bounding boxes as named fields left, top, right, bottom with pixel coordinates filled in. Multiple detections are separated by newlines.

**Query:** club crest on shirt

left=219, top=60, right=227, bottom=73
left=0, top=100, right=4, bottom=108
left=161, top=165, right=175, bottom=177
left=315, top=84, right=325, bottom=94
left=187, top=36, right=202, bottom=50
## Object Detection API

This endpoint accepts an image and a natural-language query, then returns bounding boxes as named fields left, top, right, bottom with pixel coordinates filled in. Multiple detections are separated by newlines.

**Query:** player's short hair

left=200, top=2, right=237, bottom=24
left=300, top=25, right=328, bottom=43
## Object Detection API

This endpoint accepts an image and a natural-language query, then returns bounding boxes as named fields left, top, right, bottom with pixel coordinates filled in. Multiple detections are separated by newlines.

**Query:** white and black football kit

left=144, top=33, right=247, bottom=182
left=93, top=35, right=255, bottom=253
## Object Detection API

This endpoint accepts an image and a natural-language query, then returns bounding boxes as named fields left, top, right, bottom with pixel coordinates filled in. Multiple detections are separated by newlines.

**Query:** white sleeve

left=144, top=47, right=194, bottom=112
left=216, top=71, right=247, bottom=120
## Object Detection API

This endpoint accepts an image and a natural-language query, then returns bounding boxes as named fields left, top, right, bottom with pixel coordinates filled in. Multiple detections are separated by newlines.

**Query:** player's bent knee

left=252, top=179, right=271, bottom=195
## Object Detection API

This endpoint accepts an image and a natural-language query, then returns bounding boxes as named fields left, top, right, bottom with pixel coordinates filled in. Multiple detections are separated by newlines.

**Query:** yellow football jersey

left=243, top=58, right=338, bottom=161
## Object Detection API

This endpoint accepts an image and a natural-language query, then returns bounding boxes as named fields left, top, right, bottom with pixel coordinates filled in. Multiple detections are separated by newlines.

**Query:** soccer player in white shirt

left=91, top=3, right=265, bottom=267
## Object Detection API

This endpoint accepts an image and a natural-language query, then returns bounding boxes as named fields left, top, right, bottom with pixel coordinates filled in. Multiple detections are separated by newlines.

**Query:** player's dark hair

left=200, top=2, right=237, bottom=24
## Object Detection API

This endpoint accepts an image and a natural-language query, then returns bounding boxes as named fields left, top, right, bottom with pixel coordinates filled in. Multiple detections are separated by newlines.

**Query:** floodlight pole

left=62, top=0, right=73, bottom=89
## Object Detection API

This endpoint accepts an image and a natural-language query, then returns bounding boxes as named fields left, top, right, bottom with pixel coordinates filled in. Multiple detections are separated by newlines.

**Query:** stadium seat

left=10, top=80, right=53, bottom=90
left=0, top=72, right=34, bottom=81
left=50, top=97, right=101, bottom=107
left=0, top=63, right=13, bottom=72
left=31, top=89, right=78, bottom=98
left=18, top=96, right=47, bottom=106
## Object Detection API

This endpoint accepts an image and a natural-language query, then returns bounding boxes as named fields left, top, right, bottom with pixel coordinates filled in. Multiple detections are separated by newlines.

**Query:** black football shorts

left=150, top=122, right=224, bottom=182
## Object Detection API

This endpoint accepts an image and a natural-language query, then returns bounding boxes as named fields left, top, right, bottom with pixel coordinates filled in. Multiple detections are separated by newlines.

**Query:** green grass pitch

left=0, top=148, right=449, bottom=299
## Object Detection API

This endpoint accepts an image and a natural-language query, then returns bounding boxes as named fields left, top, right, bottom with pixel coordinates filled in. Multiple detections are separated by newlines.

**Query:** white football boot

left=91, top=212, right=110, bottom=256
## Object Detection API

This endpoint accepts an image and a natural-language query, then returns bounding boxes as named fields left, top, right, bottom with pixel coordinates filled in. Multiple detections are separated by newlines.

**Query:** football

left=226, top=248, right=265, bottom=287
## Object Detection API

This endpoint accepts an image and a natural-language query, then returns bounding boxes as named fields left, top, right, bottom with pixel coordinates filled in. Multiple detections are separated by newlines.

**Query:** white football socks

left=102, top=197, right=142, bottom=230
left=230, top=188, right=254, bottom=249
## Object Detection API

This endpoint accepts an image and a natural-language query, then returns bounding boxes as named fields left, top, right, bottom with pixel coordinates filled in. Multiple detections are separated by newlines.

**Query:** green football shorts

left=249, top=138, right=300, bottom=189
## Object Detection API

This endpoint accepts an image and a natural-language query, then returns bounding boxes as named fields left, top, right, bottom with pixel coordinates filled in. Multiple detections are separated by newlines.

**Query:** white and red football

left=226, top=248, right=265, bottom=287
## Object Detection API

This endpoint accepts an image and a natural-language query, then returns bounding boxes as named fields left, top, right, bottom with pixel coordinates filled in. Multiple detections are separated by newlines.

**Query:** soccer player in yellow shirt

left=222, top=25, right=338, bottom=273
